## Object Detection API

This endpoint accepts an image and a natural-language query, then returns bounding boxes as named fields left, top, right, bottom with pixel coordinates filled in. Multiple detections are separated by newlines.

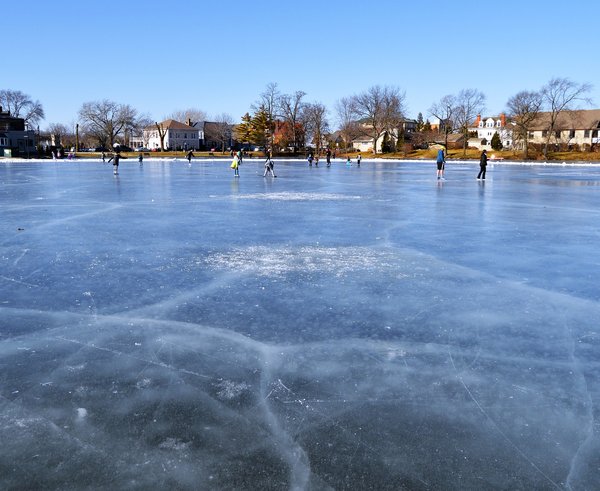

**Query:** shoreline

left=3, top=157, right=600, bottom=167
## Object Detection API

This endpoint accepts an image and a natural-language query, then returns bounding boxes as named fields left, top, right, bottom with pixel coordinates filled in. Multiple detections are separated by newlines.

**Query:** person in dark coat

left=186, top=150, right=195, bottom=163
left=478, top=150, right=488, bottom=180
left=108, top=151, right=127, bottom=175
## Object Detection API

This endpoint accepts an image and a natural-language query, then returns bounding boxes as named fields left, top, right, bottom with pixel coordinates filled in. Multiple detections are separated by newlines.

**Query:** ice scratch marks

left=56, top=336, right=215, bottom=381
left=13, top=249, right=29, bottom=266
left=447, top=348, right=562, bottom=490
left=0, top=275, right=39, bottom=288
left=564, top=318, right=596, bottom=490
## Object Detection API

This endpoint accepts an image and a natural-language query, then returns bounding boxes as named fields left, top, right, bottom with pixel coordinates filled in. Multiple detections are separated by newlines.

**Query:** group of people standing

left=436, top=148, right=489, bottom=180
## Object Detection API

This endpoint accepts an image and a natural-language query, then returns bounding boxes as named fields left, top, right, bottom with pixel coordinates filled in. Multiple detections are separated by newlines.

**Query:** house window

left=0, top=137, right=7, bottom=146
left=496, top=120, right=501, bottom=127
left=593, top=130, right=599, bottom=138
left=569, top=130, right=575, bottom=138
left=528, top=132, right=534, bottom=138
left=584, top=130, right=590, bottom=138
left=542, top=130, right=547, bottom=137
left=555, top=130, right=561, bottom=138
left=478, top=122, right=483, bottom=127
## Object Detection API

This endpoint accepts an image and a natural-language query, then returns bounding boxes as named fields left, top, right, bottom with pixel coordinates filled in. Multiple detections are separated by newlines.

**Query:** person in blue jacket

left=436, top=148, right=445, bottom=180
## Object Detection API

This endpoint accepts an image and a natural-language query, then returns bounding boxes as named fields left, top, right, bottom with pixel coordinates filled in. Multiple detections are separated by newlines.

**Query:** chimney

left=186, top=118, right=192, bottom=126
left=500, top=113, right=506, bottom=127
left=475, top=114, right=481, bottom=126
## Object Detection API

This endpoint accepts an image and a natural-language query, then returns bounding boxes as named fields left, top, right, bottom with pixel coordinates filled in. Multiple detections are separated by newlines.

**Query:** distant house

left=431, top=133, right=466, bottom=149
left=352, top=119, right=418, bottom=153
left=143, top=119, right=199, bottom=150
left=525, top=109, right=600, bottom=150
left=468, top=113, right=513, bottom=150
left=0, top=106, right=36, bottom=157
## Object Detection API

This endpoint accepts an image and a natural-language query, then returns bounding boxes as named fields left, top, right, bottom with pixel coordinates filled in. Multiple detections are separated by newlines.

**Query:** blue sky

left=4, top=0, right=598, bottom=129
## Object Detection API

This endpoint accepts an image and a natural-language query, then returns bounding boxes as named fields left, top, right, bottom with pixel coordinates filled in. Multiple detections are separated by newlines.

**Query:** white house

left=468, top=114, right=513, bottom=150
left=143, top=119, right=200, bottom=150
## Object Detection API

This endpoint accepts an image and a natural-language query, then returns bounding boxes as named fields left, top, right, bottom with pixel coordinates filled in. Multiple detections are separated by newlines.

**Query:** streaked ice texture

left=1, top=158, right=599, bottom=489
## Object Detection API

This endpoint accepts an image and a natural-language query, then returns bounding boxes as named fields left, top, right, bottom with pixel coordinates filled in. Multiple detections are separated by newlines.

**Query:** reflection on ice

left=1, top=161, right=599, bottom=489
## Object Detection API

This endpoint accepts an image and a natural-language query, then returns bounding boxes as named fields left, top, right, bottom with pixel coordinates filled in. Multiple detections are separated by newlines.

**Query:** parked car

left=134, top=147, right=149, bottom=152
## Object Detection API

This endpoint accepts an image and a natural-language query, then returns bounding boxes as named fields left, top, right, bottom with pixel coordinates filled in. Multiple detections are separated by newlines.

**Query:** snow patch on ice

left=233, top=192, right=361, bottom=201
left=204, top=246, right=410, bottom=278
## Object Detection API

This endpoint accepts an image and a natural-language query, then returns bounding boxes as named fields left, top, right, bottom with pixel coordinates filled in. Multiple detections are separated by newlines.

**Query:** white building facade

left=468, top=114, right=513, bottom=150
left=143, top=119, right=200, bottom=150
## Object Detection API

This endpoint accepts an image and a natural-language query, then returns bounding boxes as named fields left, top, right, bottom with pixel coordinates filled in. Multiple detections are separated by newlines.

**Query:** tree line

left=1, top=76, right=593, bottom=158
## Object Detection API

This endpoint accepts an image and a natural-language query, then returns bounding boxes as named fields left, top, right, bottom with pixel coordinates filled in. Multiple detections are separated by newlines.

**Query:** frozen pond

left=1, top=158, right=599, bottom=489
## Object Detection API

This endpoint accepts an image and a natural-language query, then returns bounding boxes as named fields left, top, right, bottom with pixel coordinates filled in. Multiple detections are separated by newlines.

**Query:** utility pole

left=75, top=123, right=79, bottom=153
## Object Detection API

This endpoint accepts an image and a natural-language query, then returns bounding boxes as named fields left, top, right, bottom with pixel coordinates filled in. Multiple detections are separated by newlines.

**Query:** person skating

left=186, top=150, right=195, bottom=163
left=307, top=152, right=314, bottom=166
left=231, top=153, right=240, bottom=177
left=326, top=148, right=332, bottom=167
left=478, top=149, right=488, bottom=180
left=107, top=151, right=127, bottom=175
left=357, top=153, right=362, bottom=166
left=436, top=148, right=446, bottom=180
left=263, top=157, right=276, bottom=177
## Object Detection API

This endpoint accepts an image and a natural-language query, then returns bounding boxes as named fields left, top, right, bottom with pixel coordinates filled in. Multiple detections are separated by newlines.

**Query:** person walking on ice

left=186, top=150, right=195, bottom=163
left=478, top=149, right=488, bottom=180
left=436, top=148, right=446, bottom=180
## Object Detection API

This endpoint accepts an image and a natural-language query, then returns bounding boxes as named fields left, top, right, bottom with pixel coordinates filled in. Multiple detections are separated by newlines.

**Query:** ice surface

left=1, top=158, right=599, bottom=489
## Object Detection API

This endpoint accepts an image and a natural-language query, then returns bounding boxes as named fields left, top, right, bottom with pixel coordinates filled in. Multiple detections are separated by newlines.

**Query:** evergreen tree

left=381, top=132, right=391, bottom=153
left=235, top=113, right=253, bottom=145
left=491, top=132, right=503, bottom=150
left=423, top=119, right=432, bottom=132
left=416, top=112, right=424, bottom=132
left=251, top=107, right=270, bottom=147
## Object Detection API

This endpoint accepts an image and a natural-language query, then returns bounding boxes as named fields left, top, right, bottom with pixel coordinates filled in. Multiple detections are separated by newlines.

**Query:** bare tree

left=335, top=96, right=361, bottom=152
left=506, top=90, right=543, bottom=159
left=44, top=123, right=71, bottom=147
left=303, top=102, right=329, bottom=155
left=167, top=108, right=207, bottom=125
left=278, top=90, right=306, bottom=152
left=155, top=122, right=167, bottom=151
left=540, top=77, right=593, bottom=158
left=206, top=113, right=234, bottom=153
left=454, top=89, right=486, bottom=155
left=0, top=89, right=45, bottom=127
left=78, top=100, right=140, bottom=148
left=429, top=94, right=457, bottom=150
left=252, top=82, right=280, bottom=149
left=351, top=85, right=405, bottom=154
